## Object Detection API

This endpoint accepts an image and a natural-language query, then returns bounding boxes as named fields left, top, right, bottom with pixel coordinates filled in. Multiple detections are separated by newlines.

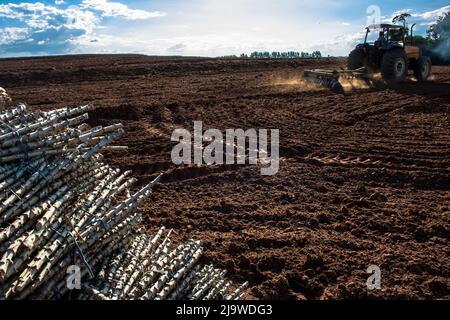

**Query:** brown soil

left=1, top=54, right=449, bottom=300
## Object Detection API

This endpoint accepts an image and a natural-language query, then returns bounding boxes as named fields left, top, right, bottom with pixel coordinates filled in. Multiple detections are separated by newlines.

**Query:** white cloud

left=0, top=1, right=164, bottom=56
left=0, top=27, right=29, bottom=45
left=414, top=5, right=450, bottom=20
left=55, top=0, right=65, bottom=5
left=309, top=31, right=366, bottom=57
left=167, top=43, right=187, bottom=53
left=0, top=2, right=99, bottom=32
left=80, top=0, right=165, bottom=20
left=384, top=5, right=450, bottom=26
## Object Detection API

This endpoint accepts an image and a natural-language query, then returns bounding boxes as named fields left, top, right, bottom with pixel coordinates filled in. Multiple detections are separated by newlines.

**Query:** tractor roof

left=367, top=24, right=405, bottom=30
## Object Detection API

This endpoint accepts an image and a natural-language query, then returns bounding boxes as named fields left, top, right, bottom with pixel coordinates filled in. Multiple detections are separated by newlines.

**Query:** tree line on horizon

left=248, top=51, right=323, bottom=59
left=220, top=50, right=324, bottom=59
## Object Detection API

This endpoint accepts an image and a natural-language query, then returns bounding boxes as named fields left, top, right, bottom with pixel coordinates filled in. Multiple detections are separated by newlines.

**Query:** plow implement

left=302, top=67, right=371, bottom=93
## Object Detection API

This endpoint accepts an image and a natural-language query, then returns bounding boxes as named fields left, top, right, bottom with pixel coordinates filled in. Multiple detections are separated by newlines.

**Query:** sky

left=0, top=0, right=449, bottom=57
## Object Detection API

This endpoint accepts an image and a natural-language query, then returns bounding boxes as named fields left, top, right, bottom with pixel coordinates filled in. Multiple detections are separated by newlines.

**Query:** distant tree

left=390, top=13, right=412, bottom=42
left=392, top=13, right=411, bottom=28
left=221, top=55, right=238, bottom=59
left=427, top=12, right=450, bottom=40
left=312, top=51, right=322, bottom=58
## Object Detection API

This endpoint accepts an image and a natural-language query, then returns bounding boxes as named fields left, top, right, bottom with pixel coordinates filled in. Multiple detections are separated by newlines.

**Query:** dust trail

left=272, top=76, right=304, bottom=86
left=372, top=72, right=382, bottom=80
left=338, top=72, right=383, bottom=93
left=271, top=76, right=322, bottom=91
left=406, top=73, right=436, bottom=82
left=338, top=76, right=375, bottom=92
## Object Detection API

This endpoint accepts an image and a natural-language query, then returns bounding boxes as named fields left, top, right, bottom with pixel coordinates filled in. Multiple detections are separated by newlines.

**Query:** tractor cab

left=363, top=24, right=407, bottom=50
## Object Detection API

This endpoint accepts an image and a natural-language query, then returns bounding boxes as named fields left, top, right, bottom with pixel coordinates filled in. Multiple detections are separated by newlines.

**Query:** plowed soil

left=1, top=55, right=449, bottom=299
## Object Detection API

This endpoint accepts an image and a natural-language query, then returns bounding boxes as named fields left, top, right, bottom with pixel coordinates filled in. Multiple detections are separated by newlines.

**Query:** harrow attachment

left=302, top=67, right=370, bottom=93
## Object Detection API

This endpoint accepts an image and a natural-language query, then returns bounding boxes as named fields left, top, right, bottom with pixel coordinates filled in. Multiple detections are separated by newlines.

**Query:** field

left=0, top=55, right=449, bottom=299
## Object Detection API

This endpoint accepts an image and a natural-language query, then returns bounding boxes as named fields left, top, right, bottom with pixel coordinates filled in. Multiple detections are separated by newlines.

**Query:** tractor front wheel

left=381, top=49, right=408, bottom=83
left=414, top=56, right=432, bottom=81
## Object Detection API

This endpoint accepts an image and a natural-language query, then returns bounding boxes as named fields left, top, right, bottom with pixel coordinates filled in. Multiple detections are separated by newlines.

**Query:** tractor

left=348, top=23, right=431, bottom=82
left=302, top=23, right=432, bottom=92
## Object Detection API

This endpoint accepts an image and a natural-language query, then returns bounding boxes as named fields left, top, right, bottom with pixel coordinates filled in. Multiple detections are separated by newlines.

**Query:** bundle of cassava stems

left=0, top=102, right=247, bottom=300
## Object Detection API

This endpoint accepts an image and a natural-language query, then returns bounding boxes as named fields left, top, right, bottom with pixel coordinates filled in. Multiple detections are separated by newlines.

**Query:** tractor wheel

left=380, top=48, right=408, bottom=83
left=347, top=48, right=365, bottom=70
left=414, top=56, right=432, bottom=81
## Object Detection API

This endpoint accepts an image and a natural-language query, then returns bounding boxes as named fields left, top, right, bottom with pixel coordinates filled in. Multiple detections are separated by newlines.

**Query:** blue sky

left=0, top=0, right=449, bottom=57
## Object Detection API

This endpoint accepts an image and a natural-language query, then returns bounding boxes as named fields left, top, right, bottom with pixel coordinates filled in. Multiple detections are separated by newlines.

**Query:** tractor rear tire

left=381, top=48, right=408, bottom=83
left=347, top=48, right=365, bottom=70
left=414, top=56, right=432, bottom=81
